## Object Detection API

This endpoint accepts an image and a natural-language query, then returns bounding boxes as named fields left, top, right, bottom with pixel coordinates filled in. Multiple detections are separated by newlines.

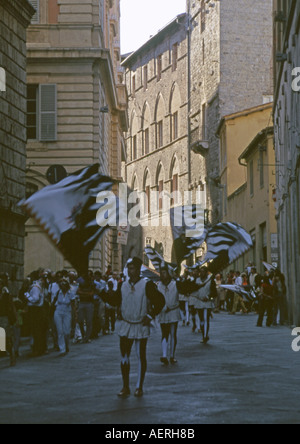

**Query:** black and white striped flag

left=170, top=205, right=207, bottom=265
left=144, top=246, right=177, bottom=276
left=20, top=164, right=116, bottom=274
left=205, top=222, right=253, bottom=263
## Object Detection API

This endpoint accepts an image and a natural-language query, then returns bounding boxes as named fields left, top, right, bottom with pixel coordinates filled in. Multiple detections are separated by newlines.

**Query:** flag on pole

left=20, top=164, right=116, bottom=274
left=204, top=222, right=253, bottom=273
left=170, top=205, right=207, bottom=266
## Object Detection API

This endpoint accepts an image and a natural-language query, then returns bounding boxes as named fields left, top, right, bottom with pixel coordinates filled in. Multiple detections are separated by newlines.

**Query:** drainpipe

left=187, top=0, right=191, bottom=186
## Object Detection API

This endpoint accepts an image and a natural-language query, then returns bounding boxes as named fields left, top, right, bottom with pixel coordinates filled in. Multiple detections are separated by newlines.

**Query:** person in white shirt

left=157, top=264, right=181, bottom=366
left=27, top=271, right=49, bottom=356
left=53, top=279, right=76, bottom=356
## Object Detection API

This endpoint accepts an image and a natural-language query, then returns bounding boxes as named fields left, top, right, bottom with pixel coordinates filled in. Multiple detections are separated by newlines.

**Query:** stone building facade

left=188, top=0, right=274, bottom=224
left=24, top=0, right=127, bottom=275
left=273, top=0, right=300, bottom=325
left=122, top=14, right=189, bottom=264
left=0, top=0, right=35, bottom=288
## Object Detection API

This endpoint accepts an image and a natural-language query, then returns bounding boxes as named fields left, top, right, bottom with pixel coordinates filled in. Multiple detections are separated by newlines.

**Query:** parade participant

left=53, top=279, right=76, bottom=356
left=102, top=257, right=165, bottom=398
left=189, top=267, right=200, bottom=333
left=194, top=266, right=217, bottom=344
left=158, top=263, right=181, bottom=366
left=179, top=270, right=190, bottom=326
left=0, top=273, right=16, bottom=366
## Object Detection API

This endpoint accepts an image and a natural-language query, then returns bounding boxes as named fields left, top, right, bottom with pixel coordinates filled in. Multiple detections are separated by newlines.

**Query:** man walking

left=194, top=266, right=217, bottom=344
left=102, top=257, right=165, bottom=398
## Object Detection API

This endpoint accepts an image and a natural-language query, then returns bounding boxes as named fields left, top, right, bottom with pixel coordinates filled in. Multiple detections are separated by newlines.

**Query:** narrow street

left=1, top=312, right=300, bottom=425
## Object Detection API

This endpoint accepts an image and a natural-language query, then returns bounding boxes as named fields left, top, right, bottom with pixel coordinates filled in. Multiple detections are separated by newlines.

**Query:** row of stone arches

left=131, top=154, right=180, bottom=192
left=128, top=83, right=183, bottom=161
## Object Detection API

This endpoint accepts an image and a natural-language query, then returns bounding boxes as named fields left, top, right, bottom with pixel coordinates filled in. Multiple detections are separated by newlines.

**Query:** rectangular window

left=159, top=180, right=164, bottom=211
left=144, top=128, right=149, bottom=155
left=48, top=0, right=59, bottom=24
left=29, top=0, right=40, bottom=24
left=145, top=185, right=151, bottom=215
left=172, top=43, right=178, bottom=71
left=171, top=174, right=178, bottom=206
left=260, top=222, right=268, bottom=262
left=143, top=66, right=148, bottom=91
left=39, top=84, right=57, bottom=141
left=133, top=135, right=137, bottom=160
left=158, top=120, right=163, bottom=148
left=132, top=75, right=136, bottom=97
left=201, top=104, right=207, bottom=140
left=27, top=84, right=38, bottom=140
left=173, top=112, right=178, bottom=140
left=27, top=84, right=57, bottom=141
left=201, top=0, right=206, bottom=33
left=260, top=149, right=265, bottom=188
left=157, top=55, right=162, bottom=81
left=250, top=160, right=254, bottom=196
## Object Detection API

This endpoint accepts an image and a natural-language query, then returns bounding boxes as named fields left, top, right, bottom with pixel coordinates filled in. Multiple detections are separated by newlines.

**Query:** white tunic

left=194, top=275, right=215, bottom=310
left=189, top=278, right=201, bottom=307
left=118, top=279, right=151, bottom=339
left=157, top=280, right=181, bottom=324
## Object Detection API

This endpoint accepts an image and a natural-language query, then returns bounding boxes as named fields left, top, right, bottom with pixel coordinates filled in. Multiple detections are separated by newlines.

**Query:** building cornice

left=122, top=13, right=187, bottom=66
left=0, top=0, right=35, bottom=27
left=238, top=127, right=274, bottom=163
left=216, top=103, right=273, bottom=137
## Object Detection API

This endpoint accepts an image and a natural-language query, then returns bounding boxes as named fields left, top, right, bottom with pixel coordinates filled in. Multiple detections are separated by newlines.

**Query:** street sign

left=46, top=165, right=67, bottom=185
left=117, top=231, right=128, bottom=245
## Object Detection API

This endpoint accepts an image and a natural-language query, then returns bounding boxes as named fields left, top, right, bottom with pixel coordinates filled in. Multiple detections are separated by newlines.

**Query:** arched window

left=142, top=103, right=151, bottom=156
left=170, top=83, right=181, bottom=142
left=156, top=163, right=164, bottom=211
left=170, top=156, right=180, bottom=206
left=155, top=94, right=166, bottom=149
left=131, top=174, right=138, bottom=192
left=130, top=111, right=139, bottom=161
left=143, top=169, right=151, bottom=215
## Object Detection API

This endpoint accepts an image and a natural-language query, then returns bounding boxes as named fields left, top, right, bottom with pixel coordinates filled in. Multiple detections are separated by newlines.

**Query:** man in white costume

left=102, top=257, right=165, bottom=398
left=157, top=263, right=181, bottom=366
left=194, top=266, right=217, bottom=344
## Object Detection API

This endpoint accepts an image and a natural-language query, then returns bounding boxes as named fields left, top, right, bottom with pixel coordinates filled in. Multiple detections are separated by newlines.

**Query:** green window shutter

left=39, top=84, right=57, bottom=142
left=29, top=0, right=39, bottom=24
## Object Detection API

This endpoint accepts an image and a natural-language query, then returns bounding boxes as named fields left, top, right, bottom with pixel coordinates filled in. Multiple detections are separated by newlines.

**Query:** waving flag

left=170, top=205, right=207, bottom=266
left=220, top=284, right=257, bottom=302
left=144, top=246, right=177, bottom=277
left=20, top=164, right=116, bottom=274
left=205, top=222, right=252, bottom=261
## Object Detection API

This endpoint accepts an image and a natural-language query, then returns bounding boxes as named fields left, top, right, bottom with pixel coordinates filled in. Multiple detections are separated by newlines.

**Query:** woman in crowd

left=53, top=279, right=76, bottom=357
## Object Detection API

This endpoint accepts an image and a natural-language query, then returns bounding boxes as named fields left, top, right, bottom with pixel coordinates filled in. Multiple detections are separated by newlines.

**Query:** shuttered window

left=29, top=0, right=40, bottom=24
left=39, top=84, right=57, bottom=142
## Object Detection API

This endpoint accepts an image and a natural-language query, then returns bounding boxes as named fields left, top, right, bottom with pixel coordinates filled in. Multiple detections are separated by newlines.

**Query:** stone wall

left=188, top=0, right=273, bottom=224
left=0, top=0, right=34, bottom=288
left=123, top=15, right=189, bottom=263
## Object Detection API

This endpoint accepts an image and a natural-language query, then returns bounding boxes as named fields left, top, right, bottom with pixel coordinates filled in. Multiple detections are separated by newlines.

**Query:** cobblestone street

left=1, top=312, right=300, bottom=424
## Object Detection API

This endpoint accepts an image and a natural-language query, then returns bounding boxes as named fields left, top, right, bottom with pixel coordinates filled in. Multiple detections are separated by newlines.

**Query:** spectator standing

left=26, top=271, right=49, bottom=356
left=77, top=274, right=95, bottom=343
left=0, top=273, right=16, bottom=366
left=53, top=279, right=76, bottom=356
left=257, top=276, right=274, bottom=327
